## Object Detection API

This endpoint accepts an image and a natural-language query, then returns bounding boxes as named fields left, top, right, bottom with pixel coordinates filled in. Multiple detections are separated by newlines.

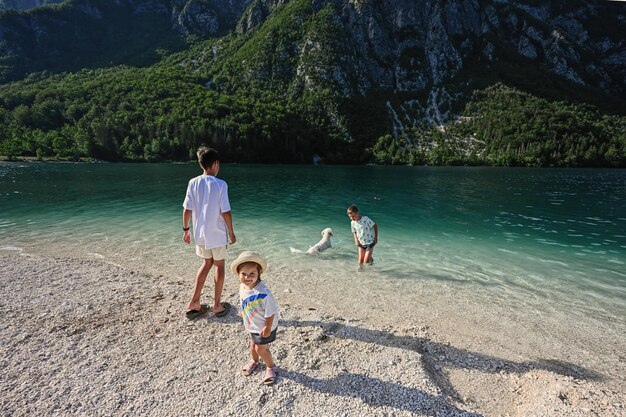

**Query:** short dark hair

left=347, top=204, right=359, bottom=213
left=196, top=147, right=220, bottom=170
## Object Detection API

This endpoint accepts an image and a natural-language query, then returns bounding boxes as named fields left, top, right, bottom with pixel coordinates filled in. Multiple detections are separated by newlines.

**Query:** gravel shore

left=1, top=251, right=624, bottom=416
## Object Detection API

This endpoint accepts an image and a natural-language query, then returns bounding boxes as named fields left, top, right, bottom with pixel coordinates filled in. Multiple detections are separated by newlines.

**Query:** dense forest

left=0, top=61, right=624, bottom=166
left=370, top=84, right=626, bottom=167
left=0, top=60, right=348, bottom=163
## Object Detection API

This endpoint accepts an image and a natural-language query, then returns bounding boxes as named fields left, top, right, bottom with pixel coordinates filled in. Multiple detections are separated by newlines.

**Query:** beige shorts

left=195, top=245, right=227, bottom=260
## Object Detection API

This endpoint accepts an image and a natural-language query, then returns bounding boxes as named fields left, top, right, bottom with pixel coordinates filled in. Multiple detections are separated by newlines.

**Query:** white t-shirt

left=351, top=215, right=376, bottom=246
left=239, top=282, right=279, bottom=333
left=182, top=174, right=231, bottom=249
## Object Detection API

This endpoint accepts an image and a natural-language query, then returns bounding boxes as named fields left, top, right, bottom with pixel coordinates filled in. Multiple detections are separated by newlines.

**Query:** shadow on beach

left=281, top=319, right=602, bottom=402
left=280, top=369, right=482, bottom=417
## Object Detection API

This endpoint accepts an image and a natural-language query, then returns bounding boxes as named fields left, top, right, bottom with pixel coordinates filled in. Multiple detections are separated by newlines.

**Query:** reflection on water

left=1, top=162, right=625, bottom=323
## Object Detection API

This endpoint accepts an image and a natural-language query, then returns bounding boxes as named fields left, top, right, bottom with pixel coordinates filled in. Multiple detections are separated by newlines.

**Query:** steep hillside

left=206, top=0, right=625, bottom=124
left=0, top=0, right=624, bottom=165
left=0, top=0, right=254, bottom=82
left=0, top=0, right=63, bottom=11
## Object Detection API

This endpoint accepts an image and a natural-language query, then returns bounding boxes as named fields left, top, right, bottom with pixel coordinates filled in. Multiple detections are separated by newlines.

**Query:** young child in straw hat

left=231, top=251, right=279, bottom=385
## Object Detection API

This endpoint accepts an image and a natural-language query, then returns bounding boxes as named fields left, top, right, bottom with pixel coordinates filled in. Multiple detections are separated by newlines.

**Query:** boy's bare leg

left=364, top=248, right=374, bottom=264
left=187, top=258, right=214, bottom=311
left=254, top=344, right=275, bottom=368
left=212, top=259, right=226, bottom=313
left=357, top=246, right=365, bottom=270
left=250, top=342, right=260, bottom=362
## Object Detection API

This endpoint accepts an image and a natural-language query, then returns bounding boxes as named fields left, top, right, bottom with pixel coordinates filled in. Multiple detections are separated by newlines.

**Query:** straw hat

left=231, top=251, right=268, bottom=274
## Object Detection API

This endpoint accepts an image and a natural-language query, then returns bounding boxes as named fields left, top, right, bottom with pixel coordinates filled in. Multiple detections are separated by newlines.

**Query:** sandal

left=263, top=366, right=276, bottom=385
left=242, top=360, right=258, bottom=376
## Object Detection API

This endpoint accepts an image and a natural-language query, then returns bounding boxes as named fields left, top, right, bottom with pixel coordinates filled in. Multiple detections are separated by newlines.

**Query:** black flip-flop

left=185, top=304, right=209, bottom=320
left=214, top=302, right=231, bottom=317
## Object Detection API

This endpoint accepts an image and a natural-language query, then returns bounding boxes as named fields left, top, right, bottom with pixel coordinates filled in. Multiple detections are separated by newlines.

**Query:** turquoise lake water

left=1, top=162, right=625, bottom=325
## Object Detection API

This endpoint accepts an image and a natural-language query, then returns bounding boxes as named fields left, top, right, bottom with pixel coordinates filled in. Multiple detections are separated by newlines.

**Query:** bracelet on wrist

left=183, top=226, right=190, bottom=231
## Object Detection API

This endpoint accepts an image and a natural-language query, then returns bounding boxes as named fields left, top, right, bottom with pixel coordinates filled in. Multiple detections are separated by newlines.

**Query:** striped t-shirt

left=239, top=281, right=279, bottom=333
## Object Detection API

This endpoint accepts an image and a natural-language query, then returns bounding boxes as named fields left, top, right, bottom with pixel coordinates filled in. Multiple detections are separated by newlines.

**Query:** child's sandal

left=242, top=360, right=258, bottom=376
left=263, top=366, right=276, bottom=385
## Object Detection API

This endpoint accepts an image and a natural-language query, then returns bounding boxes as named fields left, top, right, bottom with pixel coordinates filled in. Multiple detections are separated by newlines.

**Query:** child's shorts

left=250, top=328, right=277, bottom=345
left=195, top=245, right=227, bottom=260
left=358, top=243, right=375, bottom=251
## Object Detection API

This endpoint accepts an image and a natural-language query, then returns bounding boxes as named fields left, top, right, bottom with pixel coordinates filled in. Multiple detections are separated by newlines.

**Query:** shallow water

left=1, top=162, right=625, bottom=327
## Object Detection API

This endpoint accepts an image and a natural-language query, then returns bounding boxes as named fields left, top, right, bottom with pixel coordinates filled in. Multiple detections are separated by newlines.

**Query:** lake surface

left=1, top=162, right=625, bottom=327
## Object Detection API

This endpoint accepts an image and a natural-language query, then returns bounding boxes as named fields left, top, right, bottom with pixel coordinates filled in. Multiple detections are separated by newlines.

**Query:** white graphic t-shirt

left=239, top=282, right=279, bottom=333
left=351, top=215, right=376, bottom=246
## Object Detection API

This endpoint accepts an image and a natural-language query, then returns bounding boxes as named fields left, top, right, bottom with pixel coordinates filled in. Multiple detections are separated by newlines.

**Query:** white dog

left=307, top=227, right=334, bottom=254
left=290, top=228, right=334, bottom=255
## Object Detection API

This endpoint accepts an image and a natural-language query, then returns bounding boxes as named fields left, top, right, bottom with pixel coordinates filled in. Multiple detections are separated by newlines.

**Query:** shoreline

left=1, top=250, right=624, bottom=416
left=4, top=158, right=626, bottom=169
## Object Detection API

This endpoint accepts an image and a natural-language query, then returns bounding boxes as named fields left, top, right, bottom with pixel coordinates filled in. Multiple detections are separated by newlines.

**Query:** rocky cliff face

left=227, top=0, right=625, bottom=132
left=173, top=0, right=253, bottom=37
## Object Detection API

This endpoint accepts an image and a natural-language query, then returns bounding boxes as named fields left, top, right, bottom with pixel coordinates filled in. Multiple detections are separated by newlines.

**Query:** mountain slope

left=0, top=0, right=624, bottom=165
left=193, top=0, right=626, bottom=164
left=209, top=0, right=625, bottom=116
left=0, top=0, right=64, bottom=11
left=0, top=0, right=256, bottom=82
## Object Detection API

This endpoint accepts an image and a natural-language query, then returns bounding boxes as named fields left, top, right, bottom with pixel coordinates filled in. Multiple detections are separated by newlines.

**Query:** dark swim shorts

left=358, top=243, right=375, bottom=250
left=250, top=328, right=278, bottom=345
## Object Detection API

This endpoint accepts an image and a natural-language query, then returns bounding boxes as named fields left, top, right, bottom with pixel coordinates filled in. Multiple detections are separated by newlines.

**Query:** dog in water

left=307, top=227, right=333, bottom=254
left=290, top=228, right=334, bottom=255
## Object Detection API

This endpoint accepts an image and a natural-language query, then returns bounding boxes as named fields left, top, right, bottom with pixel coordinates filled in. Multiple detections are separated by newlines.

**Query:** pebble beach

left=1, top=250, right=624, bottom=416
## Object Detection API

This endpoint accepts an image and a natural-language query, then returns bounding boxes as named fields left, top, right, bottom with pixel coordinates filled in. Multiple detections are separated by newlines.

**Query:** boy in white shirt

left=182, top=147, right=236, bottom=319
left=231, top=251, right=279, bottom=385
left=347, top=204, right=378, bottom=271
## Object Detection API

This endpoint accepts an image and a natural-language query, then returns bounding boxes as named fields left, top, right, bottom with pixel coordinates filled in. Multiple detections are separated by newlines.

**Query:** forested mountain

left=0, top=0, right=63, bottom=11
left=0, top=0, right=625, bottom=166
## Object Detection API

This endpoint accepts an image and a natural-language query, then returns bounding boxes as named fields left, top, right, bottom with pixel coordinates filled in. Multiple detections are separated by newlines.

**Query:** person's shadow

left=280, top=369, right=482, bottom=416
left=279, top=319, right=601, bottom=412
